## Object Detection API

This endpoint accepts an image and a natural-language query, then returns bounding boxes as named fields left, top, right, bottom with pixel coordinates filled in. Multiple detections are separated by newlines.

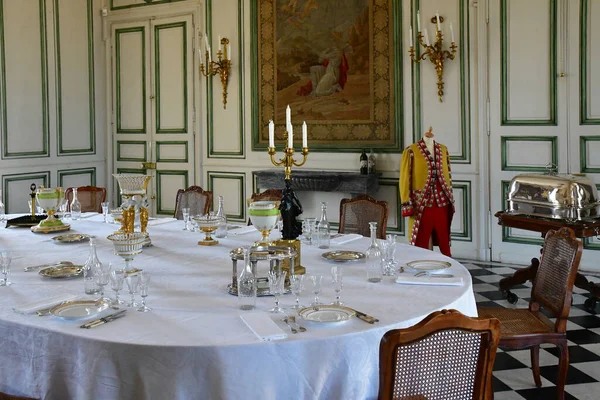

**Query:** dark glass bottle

left=360, top=149, right=368, bottom=174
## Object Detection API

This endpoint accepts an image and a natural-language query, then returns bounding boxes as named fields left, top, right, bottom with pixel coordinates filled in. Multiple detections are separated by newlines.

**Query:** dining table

left=0, top=214, right=477, bottom=400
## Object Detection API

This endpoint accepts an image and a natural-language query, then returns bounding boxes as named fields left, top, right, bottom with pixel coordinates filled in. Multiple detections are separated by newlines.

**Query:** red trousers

left=414, top=204, right=452, bottom=257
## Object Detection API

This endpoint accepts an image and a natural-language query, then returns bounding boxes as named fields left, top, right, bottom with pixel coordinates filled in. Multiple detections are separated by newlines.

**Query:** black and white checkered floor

left=464, top=261, right=600, bottom=400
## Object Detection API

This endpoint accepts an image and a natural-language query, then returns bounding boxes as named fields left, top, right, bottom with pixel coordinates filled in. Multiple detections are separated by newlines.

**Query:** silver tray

left=227, top=279, right=291, bottom=297
left=321, top=250, right=366, bottom=263
left=39, top=265, right=84, bottom=279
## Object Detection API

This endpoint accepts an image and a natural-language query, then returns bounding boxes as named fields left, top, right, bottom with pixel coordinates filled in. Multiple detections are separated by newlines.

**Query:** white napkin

left=331, top=233, right=363, bottom=245
left=395, top=275, right=464, bottom=287
left=240, top=312, right=288, bottom=341
left=148, top=217, right=177, bottom=226
left=229, top=225, right=259, bottom=236
left=13, top=294, right=78, bottom=314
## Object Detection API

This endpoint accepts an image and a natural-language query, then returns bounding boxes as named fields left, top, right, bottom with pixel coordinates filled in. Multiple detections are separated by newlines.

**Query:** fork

left=282, top=317, right=298, bottom=334
left=289, top=315, right=306, bottom=332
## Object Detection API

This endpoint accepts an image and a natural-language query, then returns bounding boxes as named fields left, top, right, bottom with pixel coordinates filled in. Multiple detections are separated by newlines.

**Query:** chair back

left=65, top=186, right=106, bottom=213
left=379, top=309, right=500, bottom=400
left=249, top=189, right=282, bottom=204
left=339, top=194, right=388, bottom=239
left=531, top=227, right=583, bottom=328
left=173, top=186, right=213, bottom=219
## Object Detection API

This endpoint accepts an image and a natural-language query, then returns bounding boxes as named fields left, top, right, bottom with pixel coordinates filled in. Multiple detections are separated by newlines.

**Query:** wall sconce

left=199, top=36, right=232, bottom=109
left=409, top=11, right=457, bottom=102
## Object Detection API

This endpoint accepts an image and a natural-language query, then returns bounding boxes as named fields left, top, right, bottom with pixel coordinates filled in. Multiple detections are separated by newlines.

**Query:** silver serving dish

left=506, top=173, right=600, bottom=222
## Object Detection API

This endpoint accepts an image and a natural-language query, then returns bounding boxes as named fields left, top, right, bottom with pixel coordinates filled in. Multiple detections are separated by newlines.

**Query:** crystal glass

left=101, top=202, right=110, bottom=223
left=193, top=214, right=221, bottom=246
left=110, top=208, right=122, bottom=225
left=110, top=269, right=126, bottom=307
left=386, top=234, right=398, bottom=273
left=248, top=201, right=280, bottom=246
left=377, top=239, right=394, bottom=276
left=302, top=217, right=317, bottom=245
left=189, top=217, right=198, bottom=232
left=366, top=222, right=382, bottom=283
left=70, top=188, right=82, bottom=220
left=137, top=272, right=152, bottom=312
left=0, top=250, right=12, bottom=286
left=267, top=270, right=287, bottom=313
left=331, top=266, right=344, bottom=305
left=214, top=195, right=228, bottom=238
left=289, top=274, right=305, bottom=309
left=125, top=274, right=140, bottom=307
left=317, top=202, right=331, bottom=249
left=107, top=232, right=147, bottom=274
left=237, top=246, right=256, bottom=310
left=309, top=275, right=323, bottom=306
left=84, top=237, right=101, bottom=295
left=95, top=262, right=112, bottom=302
left=182, top=207, right=190, bottom=230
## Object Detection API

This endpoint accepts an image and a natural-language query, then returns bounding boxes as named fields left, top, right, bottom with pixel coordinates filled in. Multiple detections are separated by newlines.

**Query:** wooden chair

left=65, top=186, right=107, bottom=213
left=339, top=194, right=388, bottom=239
left=246, top=189, right=283, bottom=225
left=478, top=227, right=583, bottom=400
left=173, top=186, right=213, bottom=220
left=0, top=391, right=38, bottom=400
left=379, top=309, right=500, bottom=400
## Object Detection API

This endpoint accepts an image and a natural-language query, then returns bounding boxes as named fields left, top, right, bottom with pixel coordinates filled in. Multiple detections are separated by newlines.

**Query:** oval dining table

left=0, top=215, right=477, bottom=400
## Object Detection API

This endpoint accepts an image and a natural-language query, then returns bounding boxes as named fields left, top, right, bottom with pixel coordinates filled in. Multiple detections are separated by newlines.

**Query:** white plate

left=298, top=305, right=356, bottom=323
left=405, top=260, right=452, bottom=272
left=50, top=300, right=109, bottom=320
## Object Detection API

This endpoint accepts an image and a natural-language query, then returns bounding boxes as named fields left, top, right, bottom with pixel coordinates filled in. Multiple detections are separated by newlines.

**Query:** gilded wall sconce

left=409, top=11, right=457, bottom=102
left=199, top=36, right=232, bottom=109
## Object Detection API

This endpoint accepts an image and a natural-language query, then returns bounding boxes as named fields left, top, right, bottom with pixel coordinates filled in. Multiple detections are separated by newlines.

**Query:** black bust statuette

left=279, top=179, right=303, bottom=240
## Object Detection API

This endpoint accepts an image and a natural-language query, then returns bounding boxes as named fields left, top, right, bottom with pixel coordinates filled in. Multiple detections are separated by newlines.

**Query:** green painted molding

left=379, top=178, right=405, bottom=235
left=156, top=170, right=188, bottom=215
left=110, top=0, right=184, bottom=11
left=154, top=21, right=188, bottom=134
left=451, top=180, right=472, bottom=241
left=57, top=167, right=96, bottom=187
left=580, top=136, right=600, bottom=173
left=2, top=171, right=50, bottom=213
left=0, top=0, right=49, bottom=158
left=501, top=180, right=544, bottom=245
left=206, top=171, right=246, bottom=221
left=117, top=140, right=147, bottom=162
left=117, top=167, right=145, bottom=174
left=55, top=0, right=95, bottom=155
left=115, top=26, right=146, bottom=134
left=580, top=0, right=600, bottom=125
left=156, top=141, right=189, bottom=163
left=500, top=136, right=558, bottom=172
left=501, top=0, right=557, bottom=126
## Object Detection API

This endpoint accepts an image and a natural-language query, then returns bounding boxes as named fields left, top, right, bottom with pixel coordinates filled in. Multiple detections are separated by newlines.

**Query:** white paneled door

left=111, top=15, right=195, bottom=216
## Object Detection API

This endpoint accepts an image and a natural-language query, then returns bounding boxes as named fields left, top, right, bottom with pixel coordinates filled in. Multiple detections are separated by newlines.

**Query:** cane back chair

left=478, top=227, right=583, bottom=400
left=379, top=309, right=500, bottom=400
left=339, top=194, right=389, bottom=239
left=173, top=186, right=213, bottom=220
left=65, top=186, right=107, bottom=213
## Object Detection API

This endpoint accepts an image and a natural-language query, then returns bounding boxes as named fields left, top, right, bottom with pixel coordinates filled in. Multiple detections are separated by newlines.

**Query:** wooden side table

left=495, top=211, right=600, bottom=312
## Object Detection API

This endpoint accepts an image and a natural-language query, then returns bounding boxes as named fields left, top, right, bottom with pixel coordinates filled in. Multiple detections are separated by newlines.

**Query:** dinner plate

left=52, top=233, right=90, bottom=244
left=298, top=305, right=356, bottom=323
left=405, top=260, right=452, bottom=272
left=321, top=251, right=366, bottom=263
left=38, top=265, right=84, bottom=279
left=50, top=300, right=109, bottom=320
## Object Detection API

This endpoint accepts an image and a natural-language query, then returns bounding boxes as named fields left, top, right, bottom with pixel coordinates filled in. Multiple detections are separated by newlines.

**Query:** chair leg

left=556, top=341, right=569, bottom=400
left=530, top=345, right=542, bottom=387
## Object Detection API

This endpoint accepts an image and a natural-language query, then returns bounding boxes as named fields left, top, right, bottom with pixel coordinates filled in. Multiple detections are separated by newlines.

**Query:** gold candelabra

left=268, top=136, right=309, bottom=180
left=409, top=16, right=457, bottom=102
left=200, top=37, right=232, bottom=109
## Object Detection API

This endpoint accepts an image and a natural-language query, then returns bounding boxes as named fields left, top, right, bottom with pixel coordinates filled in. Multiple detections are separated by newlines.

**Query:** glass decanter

left=317, top=201, right=331, bottom=249
left=215, top=195, right=228, bottom=238
left=70, top=188, right=82, bottom=220
left=84, top=237, right=102, bottom=294
left=237, top=247, right=256, bottom=310
left=365, top=222, right=382, bottom=283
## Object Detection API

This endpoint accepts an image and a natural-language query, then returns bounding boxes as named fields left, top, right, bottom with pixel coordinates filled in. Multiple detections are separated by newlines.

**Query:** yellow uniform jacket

left=400, top=139, right=455, bottom=246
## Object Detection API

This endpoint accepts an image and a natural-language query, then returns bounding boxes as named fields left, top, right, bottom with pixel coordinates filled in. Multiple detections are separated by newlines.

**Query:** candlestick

left=409, top=26, right=413, bottom=47
left=302, top=121, right=307, bottom=148
left=268, top=120, right=274, bottom=148
left=450, top=23, right=455, bottom=42
left=417, top=10, right=421, bottom=32
left=436, top=11, right=441, bottom=31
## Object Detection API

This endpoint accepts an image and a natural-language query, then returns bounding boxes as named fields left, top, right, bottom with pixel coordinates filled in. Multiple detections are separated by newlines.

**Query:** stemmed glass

left=137, top=272, right=152, bottom=312
left=309, top=275, right=323, bottom=306
left=182, top=207, right=190, bottom=231
left=109, top=269, right=126, bottom=307
left=0, top=250, right=12, bottom=286
left=101, top=202, right=110, bottom=223
left=267, top=270, right=287, bottom=313
left=386, top=234, right=398, bottom=272
left=302, top=218, right=316, bottom=245
left=95, top=263, right=112, bottom=302
left=378, top=239, right=395, bottom=276
left=125, top=274, right=140, bottom=307
left=331, top=266, right=344, bottom=305
left=289, top=274, right=305, bottom=309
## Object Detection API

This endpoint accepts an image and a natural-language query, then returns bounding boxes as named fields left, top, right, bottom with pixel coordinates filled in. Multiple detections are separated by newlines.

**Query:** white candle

left=302, top=121, right=307, bottom=148
left=409, top=26, right=413, bottom=47
left=424, top=28, right=430, bottom=46
left=204, top=34, right=209, bottom=52
left=208, top=45, right=212, bottom=64
left=268, top=120, right=274, bottom=148
left=288, top=124, right=294, bottom=149
left=417, top=10, right=421, bottom=32
left=198, top=48, right=203, bottom=65
left=286, top=105, right=291, bottom=126
left=436, top=11, right=441, bottom=31
left=450, top=23, right=455, bottom=42
left=218, top=35, right=222, bottom=52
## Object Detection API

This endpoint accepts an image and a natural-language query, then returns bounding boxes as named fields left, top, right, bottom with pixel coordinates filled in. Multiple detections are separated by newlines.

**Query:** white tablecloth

left=0, top=217, right=477, bottom=400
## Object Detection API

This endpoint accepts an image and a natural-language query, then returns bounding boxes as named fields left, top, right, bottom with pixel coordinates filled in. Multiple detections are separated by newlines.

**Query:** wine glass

left=386, top=234, right=398, bottom=272
left=137, top=272, right=152, bottom=312
left=302, top=218, right=317, bottom=245
left=331, top=266, right=344, bottom=305
left=289, top=274, right=305, bottom=309
left=101, top=202, right=110, bottom=223
left=378, top=239, right=395, bottom=276
left=182, top=207, right=190, bottom=231
left=267, top=270, right=287, bottom=313
left=309, top=275, right=323, bottom=306
left=109, top=269, right=126, bottom=307
left=95, top=263, right=112, bottom=302
left=0, top=250, right=12, bottom=286
left=125, top=274, right=140, bottom=307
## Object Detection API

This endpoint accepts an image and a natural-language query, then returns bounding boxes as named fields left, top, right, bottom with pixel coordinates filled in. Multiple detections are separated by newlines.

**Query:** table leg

left=575, top=273, right=600, bottom=313
left=498, top=258, right=540, bottom=304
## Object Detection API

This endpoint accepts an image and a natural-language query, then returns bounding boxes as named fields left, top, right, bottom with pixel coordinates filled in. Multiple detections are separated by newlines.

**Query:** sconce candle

left=417, top=10, right=421, bottom=31
left=423, top=28, right=430, bottom=46
left=450, top=23, right=455, bottom=42
left=409, top=26, right=413, bottom=47
left=268, top=120, right=275, bottom=148
left=436, top=11, right=441, bottom=31
left=302, top=121, right=307, bottom=148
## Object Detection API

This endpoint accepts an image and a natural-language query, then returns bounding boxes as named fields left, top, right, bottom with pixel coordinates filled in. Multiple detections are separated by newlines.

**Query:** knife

left=24, top=261, right=73, bottom=272
left=80, top=310, right=127, bottom=329
left=350, top=308, right=379, bottom=324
